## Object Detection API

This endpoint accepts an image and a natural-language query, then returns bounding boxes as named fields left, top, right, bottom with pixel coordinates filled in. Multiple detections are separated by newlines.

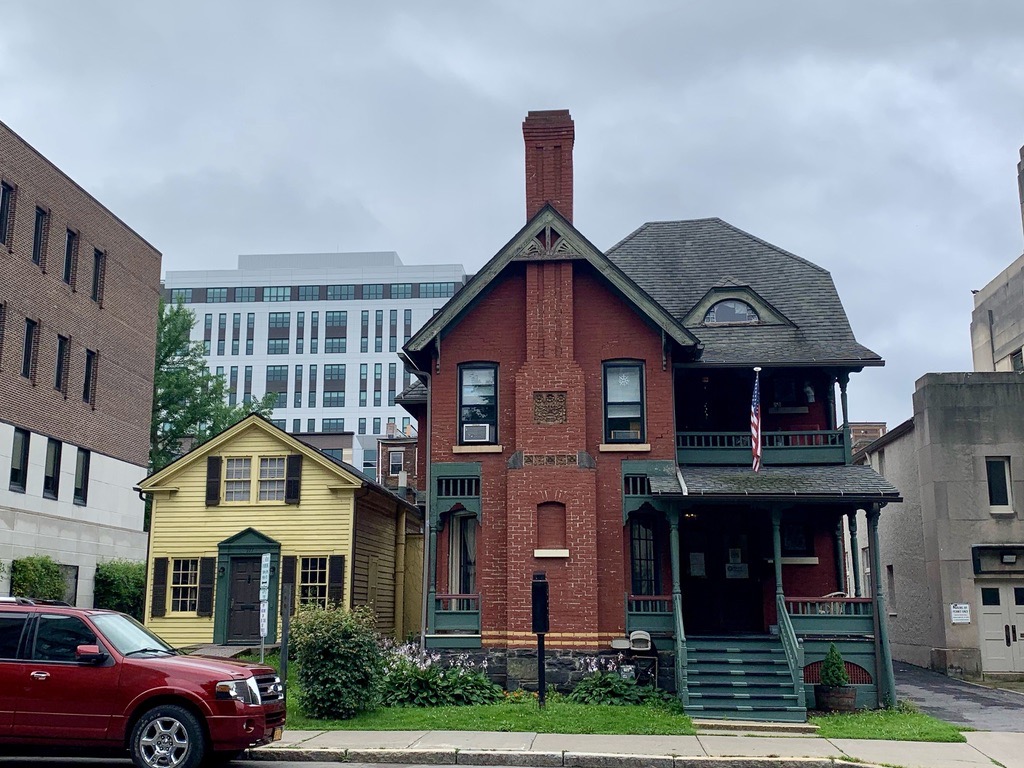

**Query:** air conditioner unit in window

left=462, top=423, right=492, bottom=443
left=611, top=429, right=642, bottom=441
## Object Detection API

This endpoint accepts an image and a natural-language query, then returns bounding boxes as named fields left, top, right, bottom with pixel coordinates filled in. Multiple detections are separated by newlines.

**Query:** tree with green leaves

left=150, top=300, right=276, bottom=474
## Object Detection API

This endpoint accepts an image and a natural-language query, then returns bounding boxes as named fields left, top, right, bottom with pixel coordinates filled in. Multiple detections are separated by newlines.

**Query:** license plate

left=272, top=727, right=283, bottom=742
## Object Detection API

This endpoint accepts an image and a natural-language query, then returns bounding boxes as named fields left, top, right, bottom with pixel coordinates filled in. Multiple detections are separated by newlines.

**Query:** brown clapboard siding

left=352, top=502, right=398, bottom=636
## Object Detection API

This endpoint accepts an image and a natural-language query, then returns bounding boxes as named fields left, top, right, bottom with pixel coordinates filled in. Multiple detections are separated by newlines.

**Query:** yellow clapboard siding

left=143, top=421, right=374, bottom=647
left=353, top=503, right=398, bottom=636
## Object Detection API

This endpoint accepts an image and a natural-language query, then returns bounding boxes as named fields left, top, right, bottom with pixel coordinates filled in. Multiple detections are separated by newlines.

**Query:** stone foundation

left=437, top=647, right=677, bottom=692
left=930, top=647, right=982, bottom=679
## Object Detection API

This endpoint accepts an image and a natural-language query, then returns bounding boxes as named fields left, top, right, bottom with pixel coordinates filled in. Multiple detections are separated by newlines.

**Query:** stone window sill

left=599, top=443, right=651, bottom=453
left=534, top=549, right=569, bottom=558
left=452, top=444, right=503, bottom=454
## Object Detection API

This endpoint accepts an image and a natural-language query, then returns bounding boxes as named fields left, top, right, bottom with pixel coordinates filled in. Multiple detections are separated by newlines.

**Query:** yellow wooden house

left=137, top=415, right=422, bottom=647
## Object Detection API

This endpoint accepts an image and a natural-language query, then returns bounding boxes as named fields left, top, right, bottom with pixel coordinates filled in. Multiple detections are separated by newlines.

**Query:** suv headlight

left=215, top=677, right=261, bottom=705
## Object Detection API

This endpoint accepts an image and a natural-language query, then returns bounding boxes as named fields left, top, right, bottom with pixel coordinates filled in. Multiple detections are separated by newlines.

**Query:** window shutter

left=327, top=555, right=346, bottom=606
left=285, top=454, right=302, bottom=504
left=150, top=558, right=168, bottom=618
left=205, top=456, right=222, bottom=506
left=197, top=557, right=215, bottom=617
left=280, top=555, right=297, bottom=616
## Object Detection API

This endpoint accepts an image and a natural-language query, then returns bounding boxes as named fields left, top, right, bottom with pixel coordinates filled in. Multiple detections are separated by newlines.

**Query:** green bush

left=567, top=671, right=673, bottom=706
left=10, top=556, right=65, bottom=601
left=93, top=559, right=146, bottom=619
left=819, top=643, right=850, bottom=688
left=381, top=644, right=503, bottom=707
left=289, top=604, right=384, bottom=719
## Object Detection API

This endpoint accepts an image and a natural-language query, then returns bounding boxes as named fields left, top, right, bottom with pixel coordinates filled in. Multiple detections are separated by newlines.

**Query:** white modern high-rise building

left=163, top=252, right=467, bottom=470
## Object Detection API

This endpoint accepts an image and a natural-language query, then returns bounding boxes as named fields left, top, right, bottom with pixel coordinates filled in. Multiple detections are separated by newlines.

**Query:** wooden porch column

left=867, top=503, right=897, bottom=706
left=834, top=519, right=846, bottom=593
left=426, top=515, right=439, bottom=635
left=838, top=373, right=852, bottom=463
left=667, top=509, right=687, bottom=702
left=771, top=508, right=784, bottom=599
left=847, top=510, right=862, bottom=597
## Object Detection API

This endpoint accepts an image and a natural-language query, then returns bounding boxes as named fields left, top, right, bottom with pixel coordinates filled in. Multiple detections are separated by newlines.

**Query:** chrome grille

left=255, top=674, right=284, bottom=702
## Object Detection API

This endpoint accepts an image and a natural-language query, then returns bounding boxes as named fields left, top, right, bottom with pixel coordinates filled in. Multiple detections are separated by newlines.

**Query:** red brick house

left=399, top=111, right=900, bottom=721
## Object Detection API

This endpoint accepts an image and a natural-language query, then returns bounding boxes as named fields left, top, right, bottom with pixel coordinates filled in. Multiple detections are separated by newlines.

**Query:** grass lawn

left=810, top=708, right=966, bottom=742
left=288, top=699, right=695, bottom=734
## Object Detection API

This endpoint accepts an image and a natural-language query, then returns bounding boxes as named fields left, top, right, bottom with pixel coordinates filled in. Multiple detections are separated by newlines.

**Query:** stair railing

left=776, top=594, right=806, bottom=707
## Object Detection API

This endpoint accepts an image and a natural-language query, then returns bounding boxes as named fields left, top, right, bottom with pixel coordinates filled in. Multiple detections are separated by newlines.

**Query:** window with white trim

left=299, top=556, right=328, bottom=608
left=603, top=362, right=645, bottom=442
left=224, top=457, right=252, bottom=501
left=170, top=559, right=199, bottom=612
left=259, top=457, right=286, bottom=501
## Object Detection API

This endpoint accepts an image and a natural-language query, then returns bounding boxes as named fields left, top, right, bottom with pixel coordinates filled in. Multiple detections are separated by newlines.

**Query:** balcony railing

left=625, top=594, right=674, bottom=634
left=676, top=430, right=847, bottom=465
left=785, top=596, right=874, bottom=635
left=433, top=593, right=480, bottom=633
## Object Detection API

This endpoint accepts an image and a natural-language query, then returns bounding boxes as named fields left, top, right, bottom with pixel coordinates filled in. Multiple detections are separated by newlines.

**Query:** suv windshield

left=91, top=613, right=175, bottom=656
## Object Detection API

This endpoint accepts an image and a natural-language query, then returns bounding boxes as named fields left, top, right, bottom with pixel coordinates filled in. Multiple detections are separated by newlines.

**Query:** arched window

left=703, top=299, right=759, bottom=325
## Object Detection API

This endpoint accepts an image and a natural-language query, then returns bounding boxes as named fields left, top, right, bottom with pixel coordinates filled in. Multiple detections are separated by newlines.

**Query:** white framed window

left=603, top=361, right=645, bottom=442
left=259, top=457, right=286, bottom=501
left=389, top=450, right=404, bottom=476
left=986, top=457, right=1013, bottom=514
left=224, top=457, right=252, bottom=501
left=299, top=556, right=328, bottom=608
left=171, top=559, right=199, bottom=612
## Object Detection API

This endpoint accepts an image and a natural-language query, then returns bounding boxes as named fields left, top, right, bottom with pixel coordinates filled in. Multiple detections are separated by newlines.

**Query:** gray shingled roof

left=395, top=379, right=427, bottom=404
left=666, top=464, right=900, bottom=502
left=606, top=219, right=882, bottom=366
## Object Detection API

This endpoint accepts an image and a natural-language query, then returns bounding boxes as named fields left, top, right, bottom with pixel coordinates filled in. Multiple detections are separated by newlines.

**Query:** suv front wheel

left=129, top=704, right=206, bottom=768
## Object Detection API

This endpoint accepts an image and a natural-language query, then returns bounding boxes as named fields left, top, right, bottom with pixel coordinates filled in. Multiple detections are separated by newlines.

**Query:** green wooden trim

left=621, top=460, right=676, bottom=522
left=434, top=610, right=481, bottom=633
left=213, top=530, right=281, bottom=645
left=682, top=285, right=795, bottom=328
left=425, top=634, right=482, bottom=649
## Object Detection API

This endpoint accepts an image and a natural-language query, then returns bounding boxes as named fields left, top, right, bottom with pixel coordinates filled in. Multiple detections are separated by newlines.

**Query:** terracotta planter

left=815, top=684, right=857, bottom=712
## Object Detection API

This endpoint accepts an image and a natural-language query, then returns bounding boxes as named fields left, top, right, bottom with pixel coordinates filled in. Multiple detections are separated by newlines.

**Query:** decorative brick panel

left=533, top=391, right=567, bottom=423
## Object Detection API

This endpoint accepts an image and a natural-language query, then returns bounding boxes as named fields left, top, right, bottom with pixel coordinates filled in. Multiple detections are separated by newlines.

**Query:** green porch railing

left=433, top=593, right=481, bottom=633
left=786, top=596, right=875, bottom=636
left=776, top=594, right=806, bottom=707
left=676, top=430, right=846, bottom=465
left=625, top=594, right=674, bottom=634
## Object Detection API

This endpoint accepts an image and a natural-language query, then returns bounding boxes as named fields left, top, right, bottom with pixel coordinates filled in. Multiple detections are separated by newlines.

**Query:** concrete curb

left=244, top=747, right=883, bottom=767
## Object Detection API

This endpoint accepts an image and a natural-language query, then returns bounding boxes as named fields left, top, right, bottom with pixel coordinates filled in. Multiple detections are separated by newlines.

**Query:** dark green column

left=771, top=508, right=784, bottom=598
left=426, top=516, right=439, bottom=634
left=834, top=519, right=847, bottom=592
left=867, top=504, right=896, bottom=707
left=847, top=510, right=862, bottom=597
left=667, top=509, right=687, bottom=703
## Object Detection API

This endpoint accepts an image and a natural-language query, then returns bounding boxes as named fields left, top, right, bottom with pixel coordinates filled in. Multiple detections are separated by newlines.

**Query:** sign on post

left=259, top=552, right=272, bottom=662
left=260, top=553, right=271, bottom=588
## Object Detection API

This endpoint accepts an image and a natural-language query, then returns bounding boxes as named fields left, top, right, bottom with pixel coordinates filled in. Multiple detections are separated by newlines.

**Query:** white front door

left=978, top=583, right=1024, bottom=673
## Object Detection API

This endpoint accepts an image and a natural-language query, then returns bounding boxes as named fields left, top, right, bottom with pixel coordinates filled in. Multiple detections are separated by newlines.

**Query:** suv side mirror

left=76, top=644, right=109, bottom=664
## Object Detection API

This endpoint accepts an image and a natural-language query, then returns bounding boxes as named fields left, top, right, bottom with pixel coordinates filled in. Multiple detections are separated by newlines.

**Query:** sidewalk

left=245, top=729, right=1024, bottom=768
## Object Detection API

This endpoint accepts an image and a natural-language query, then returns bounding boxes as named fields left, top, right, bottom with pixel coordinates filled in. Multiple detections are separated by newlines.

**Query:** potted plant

left=814, top=643, right=857, bottom=712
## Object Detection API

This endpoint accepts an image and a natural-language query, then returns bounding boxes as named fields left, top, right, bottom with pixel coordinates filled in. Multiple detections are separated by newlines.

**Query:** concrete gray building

left=856, top=373, right=1024, bottom=678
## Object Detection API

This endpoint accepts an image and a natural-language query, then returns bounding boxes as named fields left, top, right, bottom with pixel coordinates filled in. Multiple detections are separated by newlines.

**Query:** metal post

left=667, top=510, right=687, bottom=703
left=532, top=572, right=549, bottom=708
left=537, top=633, right=546, bottom=708
left=867, top=504, right=896, bottom=707
left=280, top=592, right=291, bottom=688
left=848, top=510, right=862, bottom=598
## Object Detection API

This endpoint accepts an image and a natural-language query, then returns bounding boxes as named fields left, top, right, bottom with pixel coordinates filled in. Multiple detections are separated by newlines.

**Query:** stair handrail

left=776, top=594, right=806, bottom=707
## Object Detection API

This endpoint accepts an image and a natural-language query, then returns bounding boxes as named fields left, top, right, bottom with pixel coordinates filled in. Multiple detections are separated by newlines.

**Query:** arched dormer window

left=703, top=299, right=759, bottom=325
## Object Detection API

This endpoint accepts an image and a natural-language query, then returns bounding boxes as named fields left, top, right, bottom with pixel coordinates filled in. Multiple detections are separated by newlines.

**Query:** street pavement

left=894, top=660, right=1024, bottom=732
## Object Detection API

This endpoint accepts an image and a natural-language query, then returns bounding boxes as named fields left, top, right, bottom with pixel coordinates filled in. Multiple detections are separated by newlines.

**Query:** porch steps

left=685, top=636, right=807, bottom=723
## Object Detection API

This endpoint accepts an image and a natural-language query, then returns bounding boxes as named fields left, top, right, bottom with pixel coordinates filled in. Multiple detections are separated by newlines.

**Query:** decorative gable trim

left=683, top=284, right=795, bottom=328
left=404, top=205, right=700, bottom=362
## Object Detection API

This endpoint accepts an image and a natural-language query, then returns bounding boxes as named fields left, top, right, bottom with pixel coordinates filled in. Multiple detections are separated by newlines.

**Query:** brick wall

left=0, top=121, right=161, bottom=467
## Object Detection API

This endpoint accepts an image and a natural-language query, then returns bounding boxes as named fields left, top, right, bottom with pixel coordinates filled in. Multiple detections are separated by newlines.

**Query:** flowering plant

left=380, top=641, right=503, bottom=707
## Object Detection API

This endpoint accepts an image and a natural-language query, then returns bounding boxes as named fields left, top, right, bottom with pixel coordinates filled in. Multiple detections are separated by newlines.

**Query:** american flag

left=751, top=368, right=762, bottom=472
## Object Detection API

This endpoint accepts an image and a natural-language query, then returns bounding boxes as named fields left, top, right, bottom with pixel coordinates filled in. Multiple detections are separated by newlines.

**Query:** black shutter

left=151, top=558, right=168, bottom=618
left=205, top=456, right=222, bottom=506
left=327, top=555, right=346, bottom=606
left=281, top=555, right=297, bottom=616
left=285, top=454, right=302, bottom=504
left=197, top=557, right=215, bottom=617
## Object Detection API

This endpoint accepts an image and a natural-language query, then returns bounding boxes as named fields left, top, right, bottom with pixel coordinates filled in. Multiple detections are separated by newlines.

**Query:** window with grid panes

left=323, top=391, right=345, bottom=407
left=267, top=338, right=289, bottom=354
left=363, top=284, right=383, bottom=300
left=259, top=457, right=286, bottom=500
left=170, top=288, right=192, bottom=303
left=358, top=418, right=366, bottom=434
left=310, top=311, right=319, bottom=354
left=308, top=365, right=317, bottom=407
left=171, top=559, right=199, bottom=612
left=419, top=282, right=455, bottom=298
left=298, top=285, right=319, bottom=301
left=391, top=283, right=412, bottom=299
left=224, top=457, right=252, bottom=501
left=246, top=313, right=254, bottom=355
left=207, top=288, right=227, bottom=303
left=235, top=287, right=256, bottom=302
left=360, top=310, right=368, bottom=353
left=404, top=309, right=413, bottom=343
left=325, top=337, right=345, bottom=353
left=300, top=556, right=329, bottom=607
left=374, top=310, right=383, bottom=352
left=268, top=312, right=290, bottom=328
left=322, top=418, right=344, bottom=432
left=327, top=284, right=354, bottom=301
left=373, top=418, right=381, bottom=435
left=263, top=286, right=290, bottom=302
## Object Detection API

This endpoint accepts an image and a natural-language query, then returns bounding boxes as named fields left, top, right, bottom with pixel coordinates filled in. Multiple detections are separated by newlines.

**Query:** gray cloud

left=3, top=0, right=1023, bottom=428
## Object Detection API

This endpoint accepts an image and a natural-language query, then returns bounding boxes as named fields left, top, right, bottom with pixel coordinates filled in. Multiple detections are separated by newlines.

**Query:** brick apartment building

left=0, top=120, right=161, bottom=604
left=400, top=111, right=900, bottom=721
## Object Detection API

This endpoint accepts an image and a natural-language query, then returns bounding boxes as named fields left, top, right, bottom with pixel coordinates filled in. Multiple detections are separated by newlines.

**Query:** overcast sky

left=3, top=1, right=1023, bottom=427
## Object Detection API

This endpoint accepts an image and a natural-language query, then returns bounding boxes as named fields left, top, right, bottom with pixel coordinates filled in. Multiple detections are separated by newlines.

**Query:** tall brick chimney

left=523, top=110, right=574, bottom=223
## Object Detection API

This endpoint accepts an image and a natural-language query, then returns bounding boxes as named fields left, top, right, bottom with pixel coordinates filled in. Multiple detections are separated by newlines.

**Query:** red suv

left=0, top=599, right=285, bottom=767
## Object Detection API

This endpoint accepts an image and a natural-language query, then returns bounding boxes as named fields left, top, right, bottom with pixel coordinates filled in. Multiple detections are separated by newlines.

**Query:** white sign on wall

left=950, top=603, right=971, bottom=624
